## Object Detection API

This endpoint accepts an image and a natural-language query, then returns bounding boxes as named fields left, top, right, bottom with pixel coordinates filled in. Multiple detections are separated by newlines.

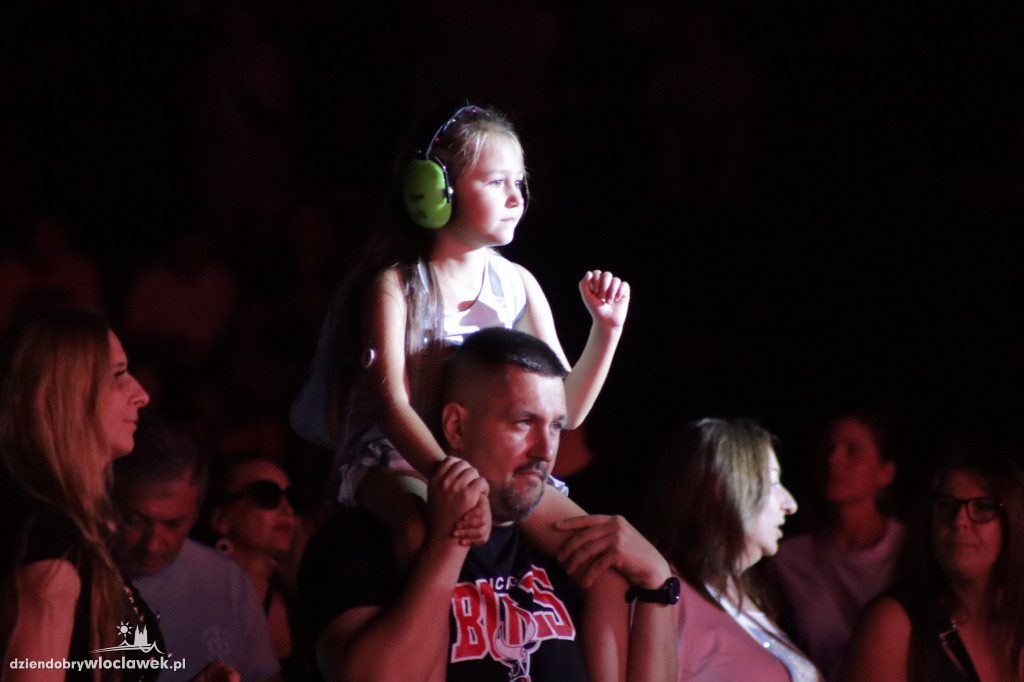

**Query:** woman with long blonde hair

left=0, top=308, right=235, bottom=681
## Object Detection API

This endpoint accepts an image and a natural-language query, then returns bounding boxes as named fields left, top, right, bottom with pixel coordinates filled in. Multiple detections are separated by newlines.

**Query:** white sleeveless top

left=441, top=250, right=527, bottom=343
left=330, top=251, right=529, bottom=505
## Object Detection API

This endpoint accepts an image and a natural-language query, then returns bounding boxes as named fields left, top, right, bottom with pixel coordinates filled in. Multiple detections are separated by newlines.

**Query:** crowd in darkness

left=3, top=2, right=1024, bottom=681
left=3, top=0, right=1024, bottom=515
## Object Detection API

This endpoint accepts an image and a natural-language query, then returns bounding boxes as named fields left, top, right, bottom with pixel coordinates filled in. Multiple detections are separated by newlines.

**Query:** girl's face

left=823, top=418, right=894, bottom=505
left=216, top=460, right=296, bottom=556
left=742, top=450, right=797, bottom=570
left=102, top=331, right=150, bottom=458
left=448, top=135, right=526, bottom=249
left=931, top=469, right=1003, bottom=586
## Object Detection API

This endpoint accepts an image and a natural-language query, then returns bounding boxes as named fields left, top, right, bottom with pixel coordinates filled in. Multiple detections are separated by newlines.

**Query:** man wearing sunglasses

left=300, top=328, right=675, bottom=681
left=112, top=420, right=282, bottom=682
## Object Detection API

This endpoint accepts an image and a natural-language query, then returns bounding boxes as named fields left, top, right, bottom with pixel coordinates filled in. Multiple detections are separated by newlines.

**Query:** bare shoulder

left=841, top=594, right=911, bottom=682
left=16, top=558, right=81, bottom=605
left=511, top=263, right=555, bottom=318
left=364, top=268, right=408, bottom=338
left=367, top=267, right=405, bottom=302
left=511, top=261, right=534, bottom=280
left=859, top=594, right=911, bottom=634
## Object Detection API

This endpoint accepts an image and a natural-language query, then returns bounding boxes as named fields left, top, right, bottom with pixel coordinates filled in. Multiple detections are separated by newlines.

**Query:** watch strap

left=625, top=576, right=681, bottom=605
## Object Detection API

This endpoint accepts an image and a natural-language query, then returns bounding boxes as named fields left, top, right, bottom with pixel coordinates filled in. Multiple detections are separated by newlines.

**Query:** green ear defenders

left=402, top=105, right=479, bottom=229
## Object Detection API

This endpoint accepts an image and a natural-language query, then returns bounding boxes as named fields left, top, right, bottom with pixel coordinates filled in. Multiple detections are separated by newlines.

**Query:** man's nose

left=145, top=526, right=167, bottom=555
left=531, top=428, right=559, bottom=465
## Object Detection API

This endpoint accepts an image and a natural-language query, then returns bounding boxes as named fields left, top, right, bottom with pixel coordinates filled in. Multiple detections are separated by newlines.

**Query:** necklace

left=711, top=585, right=824, bottom=682
left=431, top=255, right=488, bottom=313
left=115, top=579, right=167, bottom=681
left=455, top=262, right=487, bottom=312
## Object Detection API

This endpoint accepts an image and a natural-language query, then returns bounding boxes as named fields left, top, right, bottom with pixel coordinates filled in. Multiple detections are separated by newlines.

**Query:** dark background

left=2, top=0, right=1023, bottom=520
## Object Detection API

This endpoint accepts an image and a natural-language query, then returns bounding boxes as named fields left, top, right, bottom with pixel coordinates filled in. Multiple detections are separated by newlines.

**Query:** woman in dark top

left=842, top=440, right=1024, bottom=682
left=0, top=308, right=236, bottom=682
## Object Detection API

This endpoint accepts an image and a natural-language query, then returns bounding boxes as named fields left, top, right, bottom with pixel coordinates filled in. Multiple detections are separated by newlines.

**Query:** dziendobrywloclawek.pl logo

left=8, top=617, right=186, bottom=673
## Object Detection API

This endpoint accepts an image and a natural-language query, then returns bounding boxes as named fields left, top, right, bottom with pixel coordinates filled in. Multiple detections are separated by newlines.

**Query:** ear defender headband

left=402, top=105, right=479, bottom=229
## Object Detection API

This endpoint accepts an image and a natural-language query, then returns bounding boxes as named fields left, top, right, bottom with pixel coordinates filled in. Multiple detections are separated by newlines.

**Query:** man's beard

left=489, top=462, right=548, bottom=523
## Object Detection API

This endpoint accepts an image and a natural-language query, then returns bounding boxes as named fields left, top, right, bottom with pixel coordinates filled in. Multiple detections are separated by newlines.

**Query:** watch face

left=627, top=577, right=683, bottom=604
left=664, top=577, right=681, bottom=604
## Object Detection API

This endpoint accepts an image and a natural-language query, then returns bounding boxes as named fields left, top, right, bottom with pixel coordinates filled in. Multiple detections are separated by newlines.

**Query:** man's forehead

left=120, top=478, right=201, bottom=518
left=480, top=367, right=566, bottom=414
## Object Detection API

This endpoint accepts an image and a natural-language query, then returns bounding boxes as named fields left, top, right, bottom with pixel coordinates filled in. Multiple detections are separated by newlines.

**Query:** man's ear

left=442, top=402, right=468, bottom=452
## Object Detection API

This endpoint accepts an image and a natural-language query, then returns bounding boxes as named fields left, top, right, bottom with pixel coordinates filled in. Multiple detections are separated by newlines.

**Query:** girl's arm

left=514, top=267, right=629, bottom=430
left=839, top=595, right=910, bottom=682
left=520, top=493, right=628, bottom=681
left=363, top=268, right=449, bottom=476
left=5, top=559, right=79, bottom=681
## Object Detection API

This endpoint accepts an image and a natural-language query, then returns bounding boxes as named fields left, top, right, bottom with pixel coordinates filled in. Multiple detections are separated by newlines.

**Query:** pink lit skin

left=102, top=331, right=149, bottom=459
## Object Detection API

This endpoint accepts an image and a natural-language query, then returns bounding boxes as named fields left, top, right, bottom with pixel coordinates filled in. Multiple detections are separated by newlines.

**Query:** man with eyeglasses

left=112, top=419, right=282, bottom=682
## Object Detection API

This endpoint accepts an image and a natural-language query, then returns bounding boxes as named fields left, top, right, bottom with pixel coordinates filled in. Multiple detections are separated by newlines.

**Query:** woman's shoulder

left=1, top=500, right=85, bottom=571
left=24, top=508, right=85, bottom=562
left=859, top=592, right=912, bottom=633
left=675, top=578, right=727, bottom=620
left=841, top=592, right=913, bottom=681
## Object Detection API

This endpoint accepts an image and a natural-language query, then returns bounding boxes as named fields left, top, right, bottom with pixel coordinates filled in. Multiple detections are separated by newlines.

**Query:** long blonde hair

left=0, top=308, right=127, bottom=672
left=640, top=417, right=775, bottom=611
left=326, top=105, right=525, bottom=438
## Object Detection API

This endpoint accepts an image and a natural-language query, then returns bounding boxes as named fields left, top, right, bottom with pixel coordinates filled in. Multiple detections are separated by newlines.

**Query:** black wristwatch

left=625, top=577, right=681, bottom=605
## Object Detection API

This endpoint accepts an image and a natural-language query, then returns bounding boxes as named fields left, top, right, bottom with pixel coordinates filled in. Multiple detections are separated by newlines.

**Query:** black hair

left=112, top=418, right=208, bottom=497
left=443, top=327, right=567, bottom=404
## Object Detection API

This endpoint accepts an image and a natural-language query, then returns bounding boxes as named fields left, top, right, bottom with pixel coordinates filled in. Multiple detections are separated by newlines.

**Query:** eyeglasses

left=221, top=480, right=296, bottom=510
left=931, top=495, right=1003, bottom=524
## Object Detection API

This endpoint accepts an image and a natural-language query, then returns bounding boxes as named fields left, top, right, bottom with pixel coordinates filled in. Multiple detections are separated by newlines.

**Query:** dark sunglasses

left=931, top=495, right=1003, bottom=524
left=221, top=480, right=296, bottom=510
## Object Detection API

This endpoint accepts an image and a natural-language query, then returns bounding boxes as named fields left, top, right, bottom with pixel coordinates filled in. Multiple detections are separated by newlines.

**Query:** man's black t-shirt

left=299, top=509, right=588, bottom=681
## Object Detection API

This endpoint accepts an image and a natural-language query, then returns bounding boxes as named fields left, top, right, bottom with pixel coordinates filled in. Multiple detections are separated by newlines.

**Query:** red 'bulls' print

left=451, top=565, right=576, bottom=680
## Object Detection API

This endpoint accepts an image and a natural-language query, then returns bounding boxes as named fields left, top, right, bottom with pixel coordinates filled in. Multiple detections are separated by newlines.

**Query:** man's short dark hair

left=443, top=328, right=567, bottom=402
left=113, top=418, right=208, bottom=497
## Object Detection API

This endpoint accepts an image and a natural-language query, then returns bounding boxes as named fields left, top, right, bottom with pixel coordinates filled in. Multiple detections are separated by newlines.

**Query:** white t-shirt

left=767, top=519, right=906, bottom=682
left=132, top=539, right=280, bottom=682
